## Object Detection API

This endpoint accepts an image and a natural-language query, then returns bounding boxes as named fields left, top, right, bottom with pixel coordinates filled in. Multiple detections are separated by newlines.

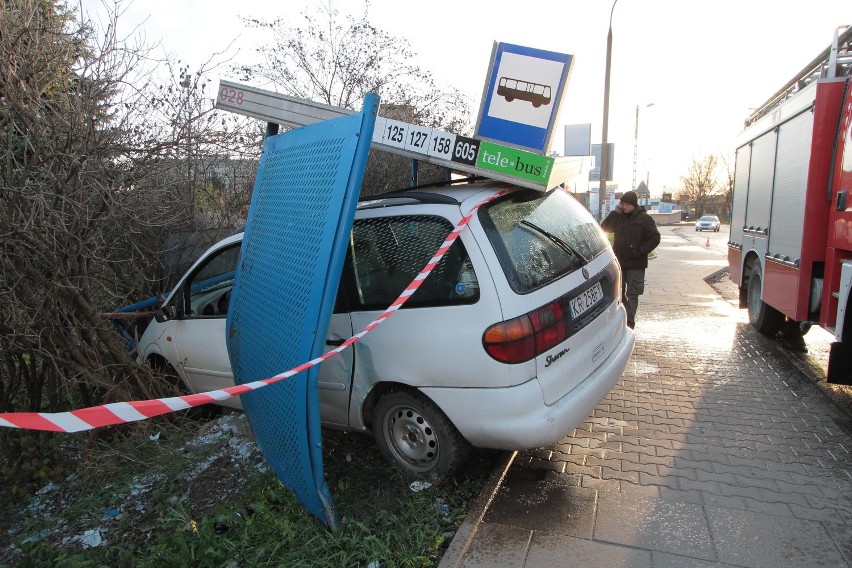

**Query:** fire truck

left=729, top=25, right=852, bottom=382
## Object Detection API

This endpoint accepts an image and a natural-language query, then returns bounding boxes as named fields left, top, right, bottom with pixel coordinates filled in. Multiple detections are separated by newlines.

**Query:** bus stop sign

left=475, top=42, right=573, bottom=155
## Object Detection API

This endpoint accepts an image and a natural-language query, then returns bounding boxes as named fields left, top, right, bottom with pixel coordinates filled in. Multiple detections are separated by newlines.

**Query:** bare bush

left=0, top=0, right=260, bottom=420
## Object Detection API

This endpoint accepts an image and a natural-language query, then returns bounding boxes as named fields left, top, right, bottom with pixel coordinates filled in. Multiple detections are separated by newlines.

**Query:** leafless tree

left=676, top=155, right=722, bottom=218
left=235, top=1, right=471, bottom=194
left=0, top=0, right=260, bottom=419
left=719, top=153, right=735, bottom=222
left=0, top=0, right=266, bottom=489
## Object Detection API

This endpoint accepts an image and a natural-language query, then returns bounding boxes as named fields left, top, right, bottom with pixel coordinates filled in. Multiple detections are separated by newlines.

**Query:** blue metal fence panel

left=226, top=94, right=379, bottom=529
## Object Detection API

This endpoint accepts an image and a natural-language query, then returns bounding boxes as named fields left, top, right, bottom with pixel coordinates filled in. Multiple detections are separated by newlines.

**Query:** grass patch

left=0, top=411, right=496, bottom=567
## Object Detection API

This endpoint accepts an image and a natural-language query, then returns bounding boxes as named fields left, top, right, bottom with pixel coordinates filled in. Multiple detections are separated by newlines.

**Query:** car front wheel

left=372, top=387, right=470, bottom=478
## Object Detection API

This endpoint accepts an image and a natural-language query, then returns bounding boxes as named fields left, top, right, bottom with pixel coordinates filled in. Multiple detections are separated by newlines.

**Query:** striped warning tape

left=0, top=188, right=509, bottom=432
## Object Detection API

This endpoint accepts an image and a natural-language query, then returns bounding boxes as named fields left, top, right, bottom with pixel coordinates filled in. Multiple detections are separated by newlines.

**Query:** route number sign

left=215, top=80, right=569, bottom=191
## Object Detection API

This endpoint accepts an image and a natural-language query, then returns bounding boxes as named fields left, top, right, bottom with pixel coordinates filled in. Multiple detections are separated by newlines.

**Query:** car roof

left=223, top=179, right=520, bottom=244
left=358, top=178, right=513, bottom=210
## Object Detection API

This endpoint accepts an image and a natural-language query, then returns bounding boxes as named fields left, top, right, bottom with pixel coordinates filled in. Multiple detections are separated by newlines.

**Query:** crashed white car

left=138, top=180, right=635, bottom=476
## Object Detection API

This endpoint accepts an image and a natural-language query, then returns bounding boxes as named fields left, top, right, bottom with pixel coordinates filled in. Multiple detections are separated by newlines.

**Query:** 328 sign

left=218, top=86, right=245, bottom=105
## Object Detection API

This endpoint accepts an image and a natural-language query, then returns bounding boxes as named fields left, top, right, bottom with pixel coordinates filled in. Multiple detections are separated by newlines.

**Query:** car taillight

left=483, top=300, right=569, bottom=364
left=615, top=267, right=622, bottom=305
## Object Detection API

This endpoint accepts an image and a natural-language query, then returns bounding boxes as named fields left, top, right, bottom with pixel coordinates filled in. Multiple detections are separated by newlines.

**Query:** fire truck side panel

left=728, top=248, right=743, bottom=287
left=745, top=133, right=775, bottom=235
left=764, top=108, right=813, bottom=319
left=764, top=261, right=801, bottom=316
left=728, top=145, right=750, bottom=286
left=823, top=79, right=852, bottom=331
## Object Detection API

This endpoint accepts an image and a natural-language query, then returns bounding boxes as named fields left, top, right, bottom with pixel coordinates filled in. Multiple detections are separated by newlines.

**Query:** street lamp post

left=598, top=0, right=618, bottom=220
left=632, top=102, right=654, bottom=191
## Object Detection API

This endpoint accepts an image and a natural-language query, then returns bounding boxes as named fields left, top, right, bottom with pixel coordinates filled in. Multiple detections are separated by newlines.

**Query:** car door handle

left=326, top=338, right=346, bottom=346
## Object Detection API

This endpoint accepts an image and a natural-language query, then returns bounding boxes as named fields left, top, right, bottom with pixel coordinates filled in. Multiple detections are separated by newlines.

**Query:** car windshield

left=700, top=216, right=717, bottom=222
left=479, top=188, right=609, bottom=294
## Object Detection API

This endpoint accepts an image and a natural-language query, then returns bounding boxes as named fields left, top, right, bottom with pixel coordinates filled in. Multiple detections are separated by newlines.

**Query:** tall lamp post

left=632, top=102, right=654, bottom=192
left=598, top=0, right=618, bottom=220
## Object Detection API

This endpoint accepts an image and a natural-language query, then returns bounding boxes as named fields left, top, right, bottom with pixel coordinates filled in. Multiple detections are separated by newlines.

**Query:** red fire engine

left=729, top=25, right=852, bottom=382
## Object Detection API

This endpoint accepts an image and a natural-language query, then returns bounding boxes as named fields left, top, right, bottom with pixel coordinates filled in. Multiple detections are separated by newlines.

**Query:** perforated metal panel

left=226, top=94, right=378, bottom=529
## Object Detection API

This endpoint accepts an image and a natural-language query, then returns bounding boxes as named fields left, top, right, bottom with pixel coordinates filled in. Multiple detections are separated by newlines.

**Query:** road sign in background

left=591, top=143, right=615, bottom=181
left=475, top=43, right=573, bottom=154
left=564, top=123, right=591, bottom=157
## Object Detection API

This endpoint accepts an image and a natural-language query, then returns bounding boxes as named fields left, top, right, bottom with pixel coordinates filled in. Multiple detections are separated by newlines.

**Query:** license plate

left=569, top=282, right=603, bottom=319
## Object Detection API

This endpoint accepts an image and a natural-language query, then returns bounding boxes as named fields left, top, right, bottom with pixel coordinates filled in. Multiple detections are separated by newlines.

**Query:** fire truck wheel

left=747, top=263, right=784, bottom=336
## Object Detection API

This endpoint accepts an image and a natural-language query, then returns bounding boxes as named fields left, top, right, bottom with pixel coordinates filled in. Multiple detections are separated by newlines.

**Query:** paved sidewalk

left=440, top=225, right=852, bottom=568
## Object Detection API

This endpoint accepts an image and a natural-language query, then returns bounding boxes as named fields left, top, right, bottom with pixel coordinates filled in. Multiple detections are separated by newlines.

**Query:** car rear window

left=479, top=189, right=609, bottom=294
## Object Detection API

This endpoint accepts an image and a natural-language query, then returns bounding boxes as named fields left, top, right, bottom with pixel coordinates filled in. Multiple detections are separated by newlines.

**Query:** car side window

left=184, top=244, right=241, bottom=318
left=346, top=215, right=479, bottom=310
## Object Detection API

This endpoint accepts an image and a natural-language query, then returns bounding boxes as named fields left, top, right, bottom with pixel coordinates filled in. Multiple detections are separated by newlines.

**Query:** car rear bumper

left=420, top=327, right=636, bottom=450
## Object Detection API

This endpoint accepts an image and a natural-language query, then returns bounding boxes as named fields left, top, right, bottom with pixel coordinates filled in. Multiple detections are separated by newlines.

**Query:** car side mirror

left=155, top=305, right=176, bottom=323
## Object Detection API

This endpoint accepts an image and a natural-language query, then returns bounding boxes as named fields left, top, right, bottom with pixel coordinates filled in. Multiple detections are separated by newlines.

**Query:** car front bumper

left=421, top=327, right=636, bottom=450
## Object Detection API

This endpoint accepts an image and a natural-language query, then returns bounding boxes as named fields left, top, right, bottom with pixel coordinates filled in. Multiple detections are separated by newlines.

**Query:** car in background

left=137, top=180, right=635, bottom=477
left=695, top=215, right=721, bottom=232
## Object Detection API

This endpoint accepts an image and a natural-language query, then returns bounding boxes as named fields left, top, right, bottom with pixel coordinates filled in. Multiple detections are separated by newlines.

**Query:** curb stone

left=439, top=451, right=517, bottom=568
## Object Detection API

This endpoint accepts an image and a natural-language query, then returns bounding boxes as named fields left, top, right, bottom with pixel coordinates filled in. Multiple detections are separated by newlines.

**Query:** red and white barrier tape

left=0, top=189, right=509, bottom=433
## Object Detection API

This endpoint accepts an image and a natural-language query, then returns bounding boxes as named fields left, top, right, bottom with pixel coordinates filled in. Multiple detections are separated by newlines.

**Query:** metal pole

left=632, top=102, right=654, bottom=192
left=632, top=104, right=639, bottom=191
left=184, top=79, right=193, bottom=228
left=265, top=122, right=280, bottom=139
left=599, top=0, right=618, bottom=220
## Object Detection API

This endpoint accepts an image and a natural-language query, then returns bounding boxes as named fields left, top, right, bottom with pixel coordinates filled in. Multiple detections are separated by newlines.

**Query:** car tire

left=747, top=263, right=784, bottom=336
left=372, top=387, right=470, bottom=478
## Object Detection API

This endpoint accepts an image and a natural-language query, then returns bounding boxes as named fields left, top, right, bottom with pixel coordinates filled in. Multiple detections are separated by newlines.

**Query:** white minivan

left=137, top=180, right=635, bottom=476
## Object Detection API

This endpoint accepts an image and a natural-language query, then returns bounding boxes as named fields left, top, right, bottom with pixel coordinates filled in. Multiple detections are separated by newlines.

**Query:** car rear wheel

left=747, top=263, right=784, bottom=336
left=372, top=387, right=470, bottom=478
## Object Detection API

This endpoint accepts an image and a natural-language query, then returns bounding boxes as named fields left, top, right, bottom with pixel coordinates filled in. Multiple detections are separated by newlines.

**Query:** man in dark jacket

left=600, top=190, right=661, bottom=329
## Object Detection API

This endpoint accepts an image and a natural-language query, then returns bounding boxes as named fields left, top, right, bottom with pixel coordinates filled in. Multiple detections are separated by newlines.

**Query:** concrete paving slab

left=651, top=551, right=739, bottom=568
left=827, top=522, right=852, bottom=566
left=595, top=494, right=716, bottom=560
left=705, top=506, right=848, bottom=568
left=458, top=522, right=531, bottom=568
left=525, top=532, right=651, bottom=568
left=483, top=468, right=597, bottom=539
